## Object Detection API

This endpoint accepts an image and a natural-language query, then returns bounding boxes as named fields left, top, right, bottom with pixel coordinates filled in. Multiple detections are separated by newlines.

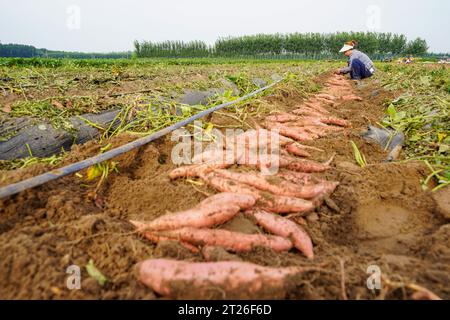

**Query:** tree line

left=1, top=32, right=431, bottom=60
left=0, top=43, right=131, bottom=59
left=135, top=32, right=430, bottom=58
left=134, top=40, right=210, bottom=58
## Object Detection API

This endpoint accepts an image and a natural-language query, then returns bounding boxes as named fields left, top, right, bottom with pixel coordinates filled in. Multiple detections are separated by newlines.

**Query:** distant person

left=405, top=55, right=413, bottom=64
left=336, top=42, right=375, bottom=80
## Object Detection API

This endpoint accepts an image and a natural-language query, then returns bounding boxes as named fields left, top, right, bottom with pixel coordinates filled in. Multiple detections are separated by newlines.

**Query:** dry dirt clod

left=306, top=212, right=319, bottom=223
left=154, top=240, right=197, bottom=260
left=432, top=187, right=450, bottom=220
left=2, top=103, right=11, bottom=113
left=202, top=246, right=243, bottom=262
left=324, top=196, right=340, bottom=212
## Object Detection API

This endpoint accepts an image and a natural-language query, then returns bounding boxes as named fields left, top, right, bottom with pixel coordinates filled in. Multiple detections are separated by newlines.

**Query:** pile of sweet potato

left=132, top=74, right=360, bottom=299
left=131, top=193, right=314, bottom=257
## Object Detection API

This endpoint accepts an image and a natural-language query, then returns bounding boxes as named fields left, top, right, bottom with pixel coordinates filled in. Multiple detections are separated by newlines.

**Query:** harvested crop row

left=169, top=153, right=333, bottom=179
left=140, top=74, right=347, bottom=259
left=132, top=74, right=358, bottom=299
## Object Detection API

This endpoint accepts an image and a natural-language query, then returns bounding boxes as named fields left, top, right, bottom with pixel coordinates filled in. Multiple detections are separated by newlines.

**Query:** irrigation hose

left=0, top=79, right=283, bottom=199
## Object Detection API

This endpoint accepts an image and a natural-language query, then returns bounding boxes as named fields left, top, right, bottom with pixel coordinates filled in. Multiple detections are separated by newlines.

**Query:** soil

left=0, top=71, right=448, bottom=300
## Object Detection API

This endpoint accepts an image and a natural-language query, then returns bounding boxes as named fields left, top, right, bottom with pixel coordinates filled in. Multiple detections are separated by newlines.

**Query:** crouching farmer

left=336, top=43, right=375, bottom=80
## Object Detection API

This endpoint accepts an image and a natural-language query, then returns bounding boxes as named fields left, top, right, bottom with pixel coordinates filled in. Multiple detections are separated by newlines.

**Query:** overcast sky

left=1, top=0, right=449, bottom=53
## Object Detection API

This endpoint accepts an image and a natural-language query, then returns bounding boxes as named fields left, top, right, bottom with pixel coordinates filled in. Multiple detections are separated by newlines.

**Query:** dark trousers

left=350, top=59, right=373, bottom=80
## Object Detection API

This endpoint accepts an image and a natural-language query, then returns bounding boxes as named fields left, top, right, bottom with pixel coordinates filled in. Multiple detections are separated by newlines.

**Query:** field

left=0, top=58, right=449, bottom=299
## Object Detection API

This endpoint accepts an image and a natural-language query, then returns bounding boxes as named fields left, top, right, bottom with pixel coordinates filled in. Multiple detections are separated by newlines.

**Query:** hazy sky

left=1, top=0, right=449, bottom=53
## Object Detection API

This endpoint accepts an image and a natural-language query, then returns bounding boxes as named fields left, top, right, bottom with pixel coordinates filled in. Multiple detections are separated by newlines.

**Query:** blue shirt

left=340, top=50, right=375, bottom=74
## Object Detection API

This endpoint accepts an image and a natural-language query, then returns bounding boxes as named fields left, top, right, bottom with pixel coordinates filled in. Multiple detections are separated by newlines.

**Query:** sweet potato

left=285, top=119, right=327, bottom=128
left=309, top=182, right=341, bottom=208
left=319, top=180, right=339, bottom=195
left=285, top=143, right=311, bottom=158
left=314, top=97, right=336, bottom=106
left=226, top=129, right=293, bottom=148
left=264, top=122, right=317, bottom=141
left=310, top=193, right=327, bottom=207
left=204, top=141, right=279, bottom=166
left=213, top=169, right=335, bottom=200
left=130, top=193, right=256, bottom=231
left=279, top=155, right=332, bottom=173
left=258, top=195, right=315, bottom=214
left=152, top=227, right=293, bottom=253
left=250, top=210, right=314, bottom=259
left=203, top=130, right=290, bottom=167
left=169, top=163, right=229, bottom=179
left=319, top=117, right=351, bottom=127
left=213, top=169, right=278, bottom=191
left=281, top=179, right=339, bottom=199
left=316, top=93, right=337, bottom=101
left=280, top=148, right=292, bottom=158
left=235, top=148, right=282, bottom=168
left=185, top=153, right=332, bottom=176
left=292, top=107, right=325, bottom=118
left=304, top=102, right=330, bottom=114
left=287, top=116, right=350, bottom=128
left=290, top=143, right=324, bottom=152
left=136, top=259, right=310, bottom=299
left=287, top=126, right=320, bottom=140
left=342, top=94, right=363, bottom=101
left=231, top=153, right=331, bottom=174
left=198, top=192, right=257, bottom=209
left=201, top=173, right=262, bottom=199
left=277, top=171, right=313, bottom=185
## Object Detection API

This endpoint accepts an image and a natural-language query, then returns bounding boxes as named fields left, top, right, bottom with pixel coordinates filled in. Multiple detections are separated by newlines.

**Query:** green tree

left=390, top=34, right=408, bottom=54
left=405, top=38, right=428, bottom=56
